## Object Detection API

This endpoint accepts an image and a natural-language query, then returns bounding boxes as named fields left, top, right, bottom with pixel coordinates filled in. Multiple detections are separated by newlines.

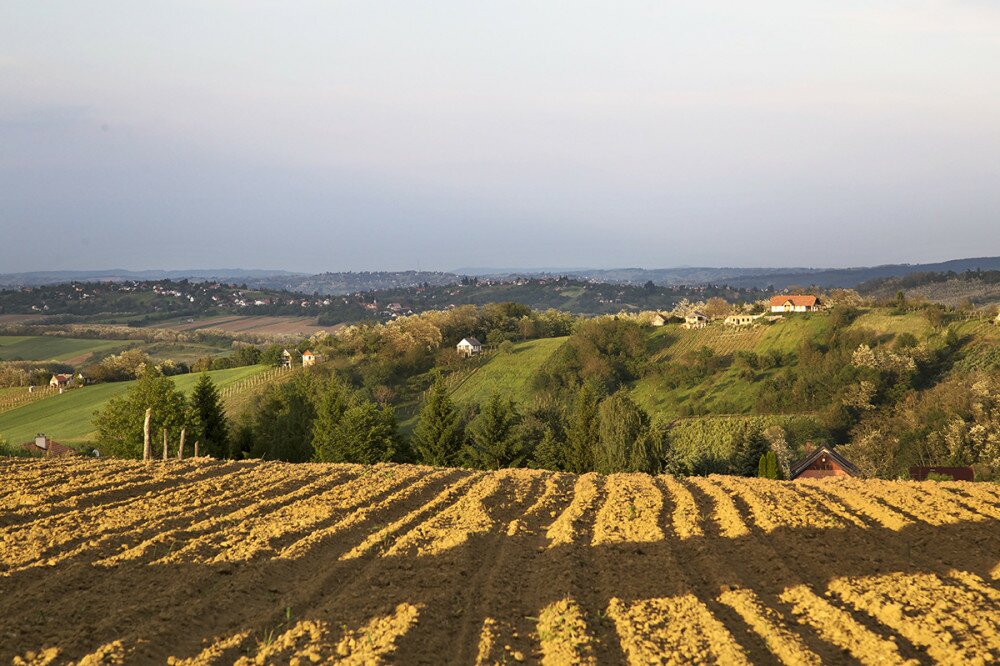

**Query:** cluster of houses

left=651, top=294, right=824, bottom=330
left=281, top=349, right=320, bottom=368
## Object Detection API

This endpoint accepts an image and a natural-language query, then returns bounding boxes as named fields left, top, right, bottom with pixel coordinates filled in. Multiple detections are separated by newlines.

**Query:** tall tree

left=564, top=383, right=599, bottom=473
left=311, top=381, right=350, bottom=462
left=189, top=373, right=228, bottom=457
left=94, top=369, right=189, bottom=459
left=594, top=391, right=656, bottom=474
left=412, top=374, right=464, bottom=467
left=464, top=392, right=525, bottom=469
left=324, top=400, right=399, bottom=464
left=531, top=427, right=564, bottom=471
left=248, top=376, right=317, bottom=462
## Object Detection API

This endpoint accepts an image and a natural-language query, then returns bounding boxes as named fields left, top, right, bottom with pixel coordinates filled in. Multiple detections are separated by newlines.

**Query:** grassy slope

left=0, top=365, right=268, bottom=444
left=449, top=337, right=568, bottom=407
left=0, top=336, right=125, bottom=362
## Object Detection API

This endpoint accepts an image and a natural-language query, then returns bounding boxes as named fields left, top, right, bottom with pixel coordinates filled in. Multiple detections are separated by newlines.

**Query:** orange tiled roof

left=770, top=295, right=818, bottom=307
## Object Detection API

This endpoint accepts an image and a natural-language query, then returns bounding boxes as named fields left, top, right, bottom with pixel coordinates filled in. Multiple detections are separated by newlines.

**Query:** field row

left=0, top=459, right=997, bottom=664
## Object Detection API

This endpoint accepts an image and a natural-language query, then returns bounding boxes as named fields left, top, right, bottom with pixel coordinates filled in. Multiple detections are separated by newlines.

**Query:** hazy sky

left=2, top=1, right=999, bottom=273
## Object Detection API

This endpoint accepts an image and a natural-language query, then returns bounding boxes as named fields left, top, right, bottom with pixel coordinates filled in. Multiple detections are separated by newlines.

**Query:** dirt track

left=1, top=458, right=998, bottom=664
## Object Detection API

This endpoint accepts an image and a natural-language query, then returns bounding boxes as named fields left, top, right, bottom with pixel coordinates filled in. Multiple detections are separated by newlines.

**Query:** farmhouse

left=682, top=313, right=707, bottom=330
left=457, top=337, right=483, bottom=357
left=21, top=434, right=76, bottom=458
left=301, top=350, right=319, bottom=367
left=789, top=446, right=857, bottom=480
left=280, top=349, right=295, bottom=368
left=49, top=373, right=73, bottom=388
left=770, top=295, right=821, bottom=313
left=650, top=313, right=669, bottom=327
left=724, top=313, right=762, bottom=327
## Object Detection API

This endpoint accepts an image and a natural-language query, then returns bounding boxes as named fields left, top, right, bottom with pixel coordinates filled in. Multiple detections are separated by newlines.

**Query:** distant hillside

left=250, top=271, right=461, bottom=295
left=0, top=269, right=301, bottom=288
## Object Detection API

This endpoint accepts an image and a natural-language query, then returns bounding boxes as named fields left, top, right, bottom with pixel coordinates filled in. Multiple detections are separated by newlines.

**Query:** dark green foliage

left=412, top=374, right=464, bottom=467
left=732, top=422, right=770, bottom=477
left=311, top=381, right=350, bottom=462
left=464, top=393, right=525, bottom=469
left=531, top=428, right=565, bottom=471
left=758, top=451, right=783, bottom=479
left=245, top=374, right=318, bottom=462
left=94, top=369, right=190, bottom=459
left=564, top=383, right=599, bottom=473
left=189, top=374, right=228, bottom=457
left=594, top=391, right=658, bottom=474
left=319, top=400, right=399, bottom=464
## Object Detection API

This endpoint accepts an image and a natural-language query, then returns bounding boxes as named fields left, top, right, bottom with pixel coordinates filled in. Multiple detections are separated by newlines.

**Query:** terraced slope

left=1, top=459, right=998, bottom=664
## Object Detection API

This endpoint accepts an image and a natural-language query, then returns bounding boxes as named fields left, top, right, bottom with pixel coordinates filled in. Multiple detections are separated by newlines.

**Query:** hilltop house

left=457, top=337, right=483, bottom=357
left=788, top=446, right=857, bottom=480
left=301, top=350, right=319, bottom=367
left=770, top=295, right=821, bottom=313
left=724, top=313, right=763, bottom=327
left=281, top=349, right=294, bottom=368
left=49, top=373, right=73, bottom=388
left=21, top=434, right=76, bottom=458
left=682, top=313, right=708, bottom=330
left=651, top=313, right=669, bottom=327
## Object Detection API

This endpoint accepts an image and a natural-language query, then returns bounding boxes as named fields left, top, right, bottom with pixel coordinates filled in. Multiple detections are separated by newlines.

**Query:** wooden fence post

left=194, top=440, right=200, bottom=458
left=143, top=408, right=152, bottom=462
left=178, top=428, right=186, bottom=459
left=163, top=428, right=168, bottom=461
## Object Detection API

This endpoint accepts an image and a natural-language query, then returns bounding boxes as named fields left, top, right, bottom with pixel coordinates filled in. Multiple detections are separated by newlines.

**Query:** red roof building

left=789, top=446, right=857, bottom=480
left=770, top=295, right=820, bottom=313
left=21, top=435, right=76, bottom=458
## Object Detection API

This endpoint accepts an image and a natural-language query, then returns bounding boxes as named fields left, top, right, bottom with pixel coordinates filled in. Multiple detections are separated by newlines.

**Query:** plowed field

left=1, top=459, right=998, bottom=665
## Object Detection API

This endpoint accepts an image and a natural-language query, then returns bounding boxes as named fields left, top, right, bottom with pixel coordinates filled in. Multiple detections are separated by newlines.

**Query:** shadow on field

left=0, top=471, right=997, bottom=664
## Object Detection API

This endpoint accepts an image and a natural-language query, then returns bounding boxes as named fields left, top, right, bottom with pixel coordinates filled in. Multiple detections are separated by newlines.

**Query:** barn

left=789, top=446, right=857, bottom=480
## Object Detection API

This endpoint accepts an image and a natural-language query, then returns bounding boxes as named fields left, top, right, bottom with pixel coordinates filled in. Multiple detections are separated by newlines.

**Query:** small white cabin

left=682, top=313, right=708, bottom=330
left=724, top=314, right=762, bottom=327
left=301, top=350, right=319, bottom=367
left=457, top=337, right=483, bottom=357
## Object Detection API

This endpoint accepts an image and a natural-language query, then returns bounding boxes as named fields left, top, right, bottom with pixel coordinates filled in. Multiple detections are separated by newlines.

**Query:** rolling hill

left=0, top=365, right=270, bottom=445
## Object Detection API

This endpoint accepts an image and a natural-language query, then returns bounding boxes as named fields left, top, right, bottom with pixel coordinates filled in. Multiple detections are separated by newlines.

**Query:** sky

left=1, top=1, right=999, bottom=273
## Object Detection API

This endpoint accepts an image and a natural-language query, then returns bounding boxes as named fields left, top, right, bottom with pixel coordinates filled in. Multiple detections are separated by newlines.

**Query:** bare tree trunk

left=178, top=428, right=186, bottom=460
left=194, top=440, right=200, bottom=458
left=163, top=428, right=168, bottom=461
left=143, top=408, right=152, bottom=462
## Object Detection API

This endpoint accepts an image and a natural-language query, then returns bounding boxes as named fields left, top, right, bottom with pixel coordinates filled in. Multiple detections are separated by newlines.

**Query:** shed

left=457, top=337, right=483, bottom=357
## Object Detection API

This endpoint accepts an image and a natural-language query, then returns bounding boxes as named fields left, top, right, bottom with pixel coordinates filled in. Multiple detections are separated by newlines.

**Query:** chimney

left=35, top=434, right=48, bottom=450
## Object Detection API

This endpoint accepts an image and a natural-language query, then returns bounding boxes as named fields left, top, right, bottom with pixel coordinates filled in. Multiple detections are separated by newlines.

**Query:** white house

left=457, top=337, right=483, bottom=357
left=301, top=350, right=319, bottom=367
left=650, top=313, right=669, bottom=327
left=770, top=295, right=821, bottom=313
left=682, top=313, right=708, bottom=330
left=280, top=349, right=294, bottom=368
left=724, top=313, right=763, bottom=327
left=49, top=373, right=73, bottom=388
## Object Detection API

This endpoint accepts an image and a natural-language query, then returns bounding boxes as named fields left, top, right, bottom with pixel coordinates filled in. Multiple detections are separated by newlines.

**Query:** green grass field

left=0, top=365, right=269, bottom=445
left=849, top=311, right=934, bottom=339
left=449, top=337, right=568, bottom=406
left=0, top=336, right=127, bottom=362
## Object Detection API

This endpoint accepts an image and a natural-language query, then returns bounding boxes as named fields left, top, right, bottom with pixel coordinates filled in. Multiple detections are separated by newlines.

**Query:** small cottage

left=301, top=350, right=319, bottom=367
left=457, top=337, right=483, bottom=357
left=650, top=313, right=669, bottom=327
left=49, top=374, right=73, bottom=388
left=789, top=446, right=857, bottom=480
left=21, top=434, right=76, bottom=458
left=682, top=313, right=708, bottom=330
left=770, top=295, right=821, bottom=313
left=280, top=349, right=294, bottom=368
left=724, top=314, right=762, bottom=327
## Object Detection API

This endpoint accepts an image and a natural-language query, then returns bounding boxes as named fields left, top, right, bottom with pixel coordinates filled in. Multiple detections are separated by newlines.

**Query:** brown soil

left=1, top=460, right=998, bottom=664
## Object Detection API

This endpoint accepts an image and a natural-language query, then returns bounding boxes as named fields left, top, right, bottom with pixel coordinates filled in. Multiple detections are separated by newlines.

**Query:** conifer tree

left=311, top=381, right=350, bottom=462
left=531, top=427, right=564, bottom=471
left=412, top=374, right=464, bottom=467
left=594, top=391, right=655, bottom=474
left=464, top=392, right=525, bottom=469
left=565, top=383, right=599, bottom=473
left=327, top=400, right=399, bottom=464
left=189, top=373, right=228, bottom=457
left=758, top=453, right=768, bottom=478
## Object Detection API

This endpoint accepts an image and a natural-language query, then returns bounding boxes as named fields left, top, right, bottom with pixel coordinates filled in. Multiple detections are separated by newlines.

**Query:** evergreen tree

left=758, top=453, right=768, bottom=478
left=94, top=369, right=190, bottom=459
left=249, top=376, right=317, bottom=462
left=757, top=450, right=784, bottom=479
left=412, top=374, right=464, bottom=467
left=531, top=427, right=564, bottom=471
left=464, top=392, right=525, bottom=469
left=594, top=391, right=655, bottom=474
left=189, top=373, right=228, bottom=457
left=733, top=422, right=770, bottom=476
left=311, top=381, right=350, bottom=462
left=565, top=383, right=599, bottom=473
left=326, top=400, right=399, bottom=464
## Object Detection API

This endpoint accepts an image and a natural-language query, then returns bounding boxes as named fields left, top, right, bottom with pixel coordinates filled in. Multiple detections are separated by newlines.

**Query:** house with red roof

left=21, top=435, right=76, bottom=458
left=770, top=295, right=821, bottom=313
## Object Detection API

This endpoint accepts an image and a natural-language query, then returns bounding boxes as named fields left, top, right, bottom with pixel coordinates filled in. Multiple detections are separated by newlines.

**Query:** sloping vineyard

left=1, top=458, right=997, bottom=664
